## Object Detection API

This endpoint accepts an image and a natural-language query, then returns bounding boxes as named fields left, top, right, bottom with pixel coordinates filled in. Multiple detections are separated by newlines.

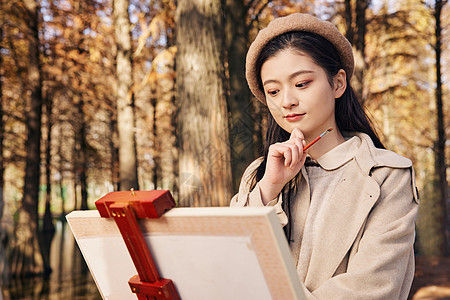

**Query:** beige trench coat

left=231, top=133, right=419, bottom=300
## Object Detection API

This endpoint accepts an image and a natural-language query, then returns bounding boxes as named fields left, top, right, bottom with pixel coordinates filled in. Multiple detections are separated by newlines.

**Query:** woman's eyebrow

left=263, top=70, right=315, bottom=86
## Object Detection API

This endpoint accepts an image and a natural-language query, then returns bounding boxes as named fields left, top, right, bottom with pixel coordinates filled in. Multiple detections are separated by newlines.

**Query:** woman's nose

left=282, top=88, right=299, bottom=109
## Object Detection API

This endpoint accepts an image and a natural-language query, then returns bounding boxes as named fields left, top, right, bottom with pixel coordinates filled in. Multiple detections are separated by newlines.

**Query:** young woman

left=231, top=13, right=419, bottom=299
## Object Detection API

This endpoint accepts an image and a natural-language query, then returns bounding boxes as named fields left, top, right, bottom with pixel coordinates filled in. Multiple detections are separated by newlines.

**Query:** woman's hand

left=259, top=128, right=307, bottom=204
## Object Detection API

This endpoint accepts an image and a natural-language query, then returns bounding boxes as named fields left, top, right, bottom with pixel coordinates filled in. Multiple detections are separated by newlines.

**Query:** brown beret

left=246, top=13, right=354, bottom=104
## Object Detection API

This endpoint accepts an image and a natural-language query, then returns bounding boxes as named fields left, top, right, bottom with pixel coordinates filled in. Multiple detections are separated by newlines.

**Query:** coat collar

left=311, top=132, right=412, bottom=173
left=315, top=136, right=360, bottom=171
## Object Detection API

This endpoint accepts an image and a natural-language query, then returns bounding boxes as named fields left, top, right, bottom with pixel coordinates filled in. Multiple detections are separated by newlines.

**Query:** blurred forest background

left=0, top=0, right=449, bottom=299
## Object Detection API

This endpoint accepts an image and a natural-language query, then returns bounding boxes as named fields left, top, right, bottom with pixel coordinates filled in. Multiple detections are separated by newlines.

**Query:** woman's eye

left=267, top=89, right=279, bottom=96
left=296, top=81, right=311, bottom=88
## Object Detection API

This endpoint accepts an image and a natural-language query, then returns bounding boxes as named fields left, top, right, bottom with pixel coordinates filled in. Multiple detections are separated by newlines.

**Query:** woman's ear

left=334, top=69, right=347, bottom=98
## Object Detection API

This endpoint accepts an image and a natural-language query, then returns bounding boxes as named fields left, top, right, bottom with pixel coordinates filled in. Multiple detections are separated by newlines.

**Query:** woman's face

left=260, top=48, right=346, bottom=140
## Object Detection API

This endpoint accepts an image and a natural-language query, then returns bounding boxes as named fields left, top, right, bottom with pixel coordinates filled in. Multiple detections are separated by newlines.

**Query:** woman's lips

left=284, top=113, right=305, bottom=122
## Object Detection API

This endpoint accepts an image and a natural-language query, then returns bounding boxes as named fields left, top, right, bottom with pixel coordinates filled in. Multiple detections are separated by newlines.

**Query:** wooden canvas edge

left=265, top=209, right=305, bottom=299
left=66, top=211, right=108, bottom=300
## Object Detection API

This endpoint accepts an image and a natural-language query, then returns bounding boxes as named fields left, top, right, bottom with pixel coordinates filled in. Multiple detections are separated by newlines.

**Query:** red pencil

left=303, top=128, right=333, bottom=151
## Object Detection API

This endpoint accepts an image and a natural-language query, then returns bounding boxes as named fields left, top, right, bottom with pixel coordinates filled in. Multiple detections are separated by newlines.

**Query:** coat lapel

left=304, top=160, right=380, bottom=290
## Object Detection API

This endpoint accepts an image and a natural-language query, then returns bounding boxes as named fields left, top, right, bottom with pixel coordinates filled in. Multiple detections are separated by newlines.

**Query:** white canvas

left=67, top=207, right=305, bottom=300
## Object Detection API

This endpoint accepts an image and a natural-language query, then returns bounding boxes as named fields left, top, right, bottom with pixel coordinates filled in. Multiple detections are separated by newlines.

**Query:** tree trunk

left=353, top=0, right=368, bottom=103
left=42, top=97, right=55, bottom=274
left=57, top=125, right=66, bottom=216
left=344, top=0, right=354, bottom=44
left=108, top=108, right=120, bottom=191
left=154, top=47, right=178, bottom=196
left=151, top=92, right=160, bottom=189
left=224, top=0, right=256, bottom=193
left=0, top=23, right=8, bottom=283
left=12, top=0, right=45, bottom=276
left=113, top=0, right=140, bottom=191
left=73, top=181, right=78, bottom=211
left=433, top=0, right=449, bottom=255
left=75, top=96, right=89, bottom=210
left=176, top=0, right=232, bottom=207
left=149, top=47, right=178, bottom=196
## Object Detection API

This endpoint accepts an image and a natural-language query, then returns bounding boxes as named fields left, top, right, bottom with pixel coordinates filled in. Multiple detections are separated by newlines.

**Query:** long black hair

left=250, top=31, right=384, bottom=241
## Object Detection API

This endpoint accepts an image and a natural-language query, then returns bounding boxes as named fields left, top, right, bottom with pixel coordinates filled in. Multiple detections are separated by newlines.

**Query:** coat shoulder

left=354, top=133, right=419, bottom=203
left=354, top=132, right=412, bottom=170
left=371, top=147, right=412, bottom=169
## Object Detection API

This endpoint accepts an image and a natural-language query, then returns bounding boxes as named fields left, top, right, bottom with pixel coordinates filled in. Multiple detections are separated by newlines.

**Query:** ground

left=409, top=256, right=450, bottom=300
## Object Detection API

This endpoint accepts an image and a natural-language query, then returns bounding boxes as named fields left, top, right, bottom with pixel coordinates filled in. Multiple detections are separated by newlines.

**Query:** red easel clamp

left=95, top=190, right=181, bottom=300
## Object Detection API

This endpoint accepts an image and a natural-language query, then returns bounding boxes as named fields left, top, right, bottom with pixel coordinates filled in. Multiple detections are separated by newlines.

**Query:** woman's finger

left=283, top=146, right=292, bottom=167
left=269, top=143, right=295, bottom=167
left=287, top=143, right=299, bottom=168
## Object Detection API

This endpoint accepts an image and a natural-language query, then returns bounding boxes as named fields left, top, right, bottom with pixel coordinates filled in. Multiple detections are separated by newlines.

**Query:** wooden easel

left=95, top=189, right=180, bottom=300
